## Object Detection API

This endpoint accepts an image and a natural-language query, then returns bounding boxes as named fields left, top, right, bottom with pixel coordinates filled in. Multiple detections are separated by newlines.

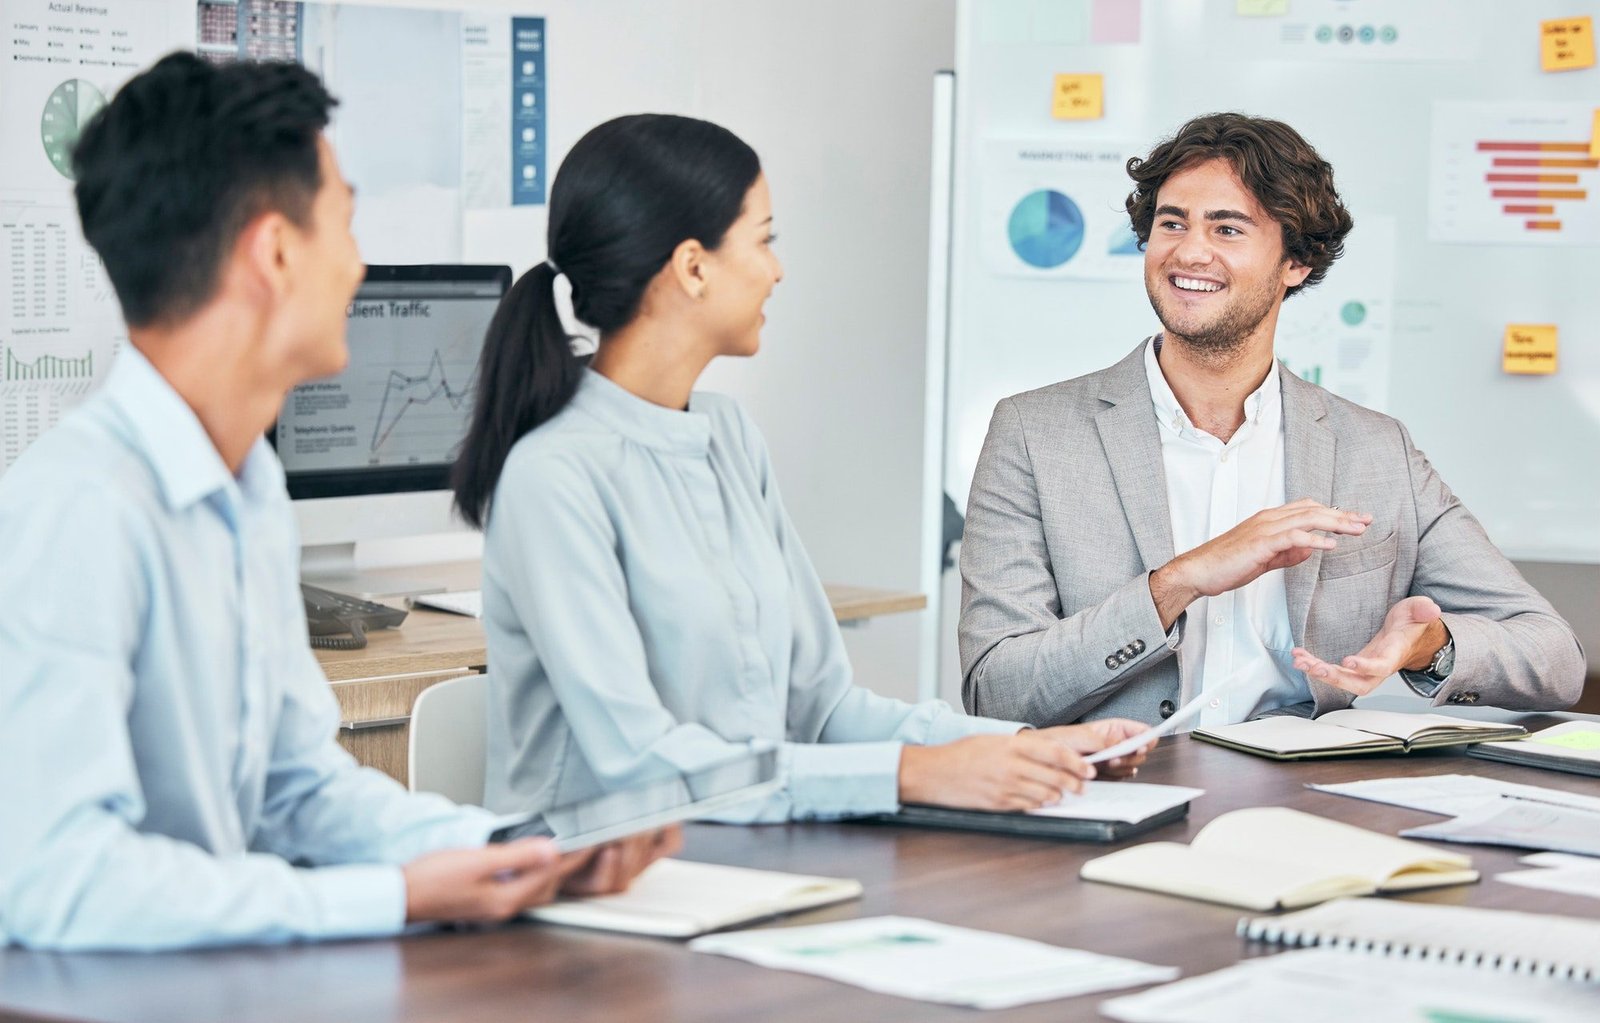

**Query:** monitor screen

left=273, top=264, right=511, bottom=500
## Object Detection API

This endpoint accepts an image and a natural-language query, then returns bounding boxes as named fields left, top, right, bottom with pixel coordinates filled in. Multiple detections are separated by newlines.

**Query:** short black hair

left=72, top=51, right=337, bottom=328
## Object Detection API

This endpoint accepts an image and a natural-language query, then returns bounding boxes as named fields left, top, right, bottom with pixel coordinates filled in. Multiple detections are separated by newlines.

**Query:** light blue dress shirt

left=0, top=349, right=495, bottom=951
left=483, top=370, right=1022, bottom=822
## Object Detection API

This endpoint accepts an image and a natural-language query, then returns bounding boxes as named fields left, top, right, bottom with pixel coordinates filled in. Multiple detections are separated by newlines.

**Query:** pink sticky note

left=1091, top=0, right=1141, bottom=44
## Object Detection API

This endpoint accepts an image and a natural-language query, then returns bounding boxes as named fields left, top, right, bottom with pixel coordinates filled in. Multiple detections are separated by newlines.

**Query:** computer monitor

left=272, top=264, right=511, bottom=595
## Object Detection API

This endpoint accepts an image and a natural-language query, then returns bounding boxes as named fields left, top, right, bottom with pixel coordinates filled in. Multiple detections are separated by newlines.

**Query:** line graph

left=370, top=350, right=473, bottom=453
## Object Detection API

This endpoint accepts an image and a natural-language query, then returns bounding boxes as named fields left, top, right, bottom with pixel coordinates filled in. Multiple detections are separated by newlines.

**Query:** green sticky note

left=1531, top=729, right=1600, bottom=751
left=1237, top=0, right=1289, bottom=15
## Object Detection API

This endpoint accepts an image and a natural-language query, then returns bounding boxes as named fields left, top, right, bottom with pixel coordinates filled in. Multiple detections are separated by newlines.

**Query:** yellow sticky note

left=1236, top=0, right=1289, bottom=15
left=1590, top=108, right=1600, bottom=161
left=1051, top=74, right=1104, bottom=120
left=1541, top=16, right=1595, bottom=72
left=1533, top=729, right=1600, bottom=751
left=1503, top=324, right=1558, bottom=375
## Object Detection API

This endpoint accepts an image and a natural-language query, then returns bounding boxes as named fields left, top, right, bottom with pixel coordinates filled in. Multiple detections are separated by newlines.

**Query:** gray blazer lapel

left=1281, top=368, right=1335, bottom=645
left=1094, top=343, right=1175, bottom=570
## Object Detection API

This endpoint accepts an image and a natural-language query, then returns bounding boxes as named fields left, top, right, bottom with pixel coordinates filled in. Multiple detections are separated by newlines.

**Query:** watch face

left=1431, top=640, right=1456, bottom=679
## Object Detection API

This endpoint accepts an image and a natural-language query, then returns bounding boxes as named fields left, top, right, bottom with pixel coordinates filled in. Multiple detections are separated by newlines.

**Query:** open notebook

left=1238, top=899, right=1600, bottom=981
left=526, top=858, right=862, bottom=938
left=1079, top=807, right=1477, bottom=911
left=1191, top=709, right=1526, bottom=760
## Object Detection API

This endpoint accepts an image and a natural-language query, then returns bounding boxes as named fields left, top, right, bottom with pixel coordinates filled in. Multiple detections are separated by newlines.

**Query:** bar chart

left=3, top=348, right=93, bottom=381
left=1430, top=103, right=1600, bottom=245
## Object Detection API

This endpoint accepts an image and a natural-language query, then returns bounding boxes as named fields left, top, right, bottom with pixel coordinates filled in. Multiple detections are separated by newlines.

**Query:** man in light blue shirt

left=0, top=53, right=671, bottom=952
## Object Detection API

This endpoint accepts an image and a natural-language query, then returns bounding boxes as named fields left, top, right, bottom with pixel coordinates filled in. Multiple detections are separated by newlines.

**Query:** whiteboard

left=944, top=0, right=1600, bottom=564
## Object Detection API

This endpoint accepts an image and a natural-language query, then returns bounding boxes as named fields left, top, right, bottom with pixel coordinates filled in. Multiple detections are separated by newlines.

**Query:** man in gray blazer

left=959, top=113, right=1585, bottom=728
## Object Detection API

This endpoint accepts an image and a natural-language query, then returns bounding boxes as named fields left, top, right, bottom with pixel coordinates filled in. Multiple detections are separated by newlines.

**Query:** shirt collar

left=104, top=347, right=283, bottom=513
left=1144, top=334, right=1282, bottom=440
left=570, top=368, right=712, bottom=457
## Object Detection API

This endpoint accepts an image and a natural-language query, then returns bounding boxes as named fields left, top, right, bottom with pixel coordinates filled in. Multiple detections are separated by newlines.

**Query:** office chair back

left=407, top=673, right=489, bottom=805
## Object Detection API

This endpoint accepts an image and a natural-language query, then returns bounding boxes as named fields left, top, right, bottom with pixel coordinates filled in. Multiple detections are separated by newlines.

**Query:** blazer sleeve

left=1400, top=422, right=1585, bottom=709
left=959, top=398, right=1177, bottom=725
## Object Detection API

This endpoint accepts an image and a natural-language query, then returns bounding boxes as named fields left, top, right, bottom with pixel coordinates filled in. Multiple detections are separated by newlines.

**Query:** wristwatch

left=1400, top=636, right=1455, bottom=698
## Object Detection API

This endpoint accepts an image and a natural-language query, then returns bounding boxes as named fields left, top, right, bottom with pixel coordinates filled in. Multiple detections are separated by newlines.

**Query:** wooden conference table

left=2, top=707, right=1595, bottom=1023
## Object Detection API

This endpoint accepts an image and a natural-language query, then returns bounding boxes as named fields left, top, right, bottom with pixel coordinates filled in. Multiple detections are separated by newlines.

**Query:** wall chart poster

left=0, top=0, right=192, bottom=474
left=980, top=139, right=1145, bottom=282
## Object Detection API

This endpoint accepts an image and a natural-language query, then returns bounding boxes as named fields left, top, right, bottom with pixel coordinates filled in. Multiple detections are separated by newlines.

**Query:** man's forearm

left=1148, top=559, right=1198, bottom=632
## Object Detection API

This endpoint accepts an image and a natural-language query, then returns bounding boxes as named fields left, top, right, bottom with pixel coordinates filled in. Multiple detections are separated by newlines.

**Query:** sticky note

left=1503, top=324, right=1558, bottom=375
left=1590, top=109, right=1600, bottom=161
left=1236, top=0, right=1289, bottom=15
left=1531, top=729, right=1600, bottom=751
left=1051, top=74, right=1103, bottom=120
left=1541, top=16, right=1595, bottom=72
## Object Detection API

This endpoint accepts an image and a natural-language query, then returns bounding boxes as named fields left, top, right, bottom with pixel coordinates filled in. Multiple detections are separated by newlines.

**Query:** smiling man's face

left=1142, top=157, right=1308, bottom=358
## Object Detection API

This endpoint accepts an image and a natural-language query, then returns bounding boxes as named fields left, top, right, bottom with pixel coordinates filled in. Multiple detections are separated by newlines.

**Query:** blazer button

left=1133, top=640, right=1146, bottom=654
left=1105, top=655, right=1118, bottom=670
left=1159, top=700, right=1176, bottom=719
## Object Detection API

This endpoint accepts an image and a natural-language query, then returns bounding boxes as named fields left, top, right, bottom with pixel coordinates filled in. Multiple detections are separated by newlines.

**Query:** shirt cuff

left=300, top=863, right=408, bottom=940
left=785, top=741, right=903, bottom=819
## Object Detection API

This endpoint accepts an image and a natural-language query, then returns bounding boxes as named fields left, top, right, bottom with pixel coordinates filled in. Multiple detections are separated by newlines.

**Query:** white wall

left=350, top=0, right=956, bottom=701
left=690, top=1, right=956, bottom=702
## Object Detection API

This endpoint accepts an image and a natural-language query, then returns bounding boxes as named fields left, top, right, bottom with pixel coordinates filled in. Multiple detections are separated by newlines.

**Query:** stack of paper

left=1309, top=773, right=1600, bottom=818
left=690, top=916, right=1177, bottom=1009
left=1498, top=852, right=1600, bottom=901
left=1308, top=774, right=1600, bottom=856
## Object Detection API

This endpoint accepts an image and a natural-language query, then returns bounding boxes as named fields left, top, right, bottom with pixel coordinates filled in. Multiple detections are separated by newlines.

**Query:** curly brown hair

left=1125, top=113, right=1353, bottom=298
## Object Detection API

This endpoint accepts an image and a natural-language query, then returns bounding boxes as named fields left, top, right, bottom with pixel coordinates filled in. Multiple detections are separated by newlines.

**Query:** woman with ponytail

left=456, top=114, right=1153, bottom=824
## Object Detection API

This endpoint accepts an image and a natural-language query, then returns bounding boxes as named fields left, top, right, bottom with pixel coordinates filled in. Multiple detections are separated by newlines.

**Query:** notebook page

left=1080, top=841, right=1374, bottom=911
left=1191, top=808, right=1474, bottom=889
left=1196, top=716, right=1393, bottom=753
left=1320, top=709, right=1510, bottom=742
left=1027, top=782, right=1203, bottom=823
left=528, top=859, right=860, bottom=935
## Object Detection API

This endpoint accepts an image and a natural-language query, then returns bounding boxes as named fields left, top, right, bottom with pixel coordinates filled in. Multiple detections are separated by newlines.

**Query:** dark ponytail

left=452, top=113, right=761, bottom=528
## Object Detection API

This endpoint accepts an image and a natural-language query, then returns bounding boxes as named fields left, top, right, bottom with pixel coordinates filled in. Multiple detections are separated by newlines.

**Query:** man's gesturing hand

left=1292, top=596, right=1449, bottom=697
left=1150, top=500, right=1372, bottom=629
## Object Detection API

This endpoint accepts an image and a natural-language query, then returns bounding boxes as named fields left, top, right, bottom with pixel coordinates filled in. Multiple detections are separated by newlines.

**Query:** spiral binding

left=1236, top=915, right=1593, bottom=982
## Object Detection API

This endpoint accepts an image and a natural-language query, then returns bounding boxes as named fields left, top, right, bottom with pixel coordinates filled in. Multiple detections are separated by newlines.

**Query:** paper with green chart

left=690, top=916, right=1177, bottom=1009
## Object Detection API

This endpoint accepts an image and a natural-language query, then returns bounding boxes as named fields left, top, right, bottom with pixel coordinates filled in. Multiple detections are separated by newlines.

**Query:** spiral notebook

left=1237, top=899, right=1600, bottom=981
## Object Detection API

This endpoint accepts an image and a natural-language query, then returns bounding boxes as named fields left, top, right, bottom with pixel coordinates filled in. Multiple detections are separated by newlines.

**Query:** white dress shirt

left=1144, top=337, right=1310, bottom=725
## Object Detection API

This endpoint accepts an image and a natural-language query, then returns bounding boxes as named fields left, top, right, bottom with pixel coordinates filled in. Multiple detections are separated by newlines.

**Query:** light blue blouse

left=483, top=370, right=1020, bottom=822
left=0, top=349, right=495, bottom=951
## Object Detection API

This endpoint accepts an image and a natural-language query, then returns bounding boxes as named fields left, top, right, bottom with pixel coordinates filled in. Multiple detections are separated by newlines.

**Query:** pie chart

left=41, top=79, right=107, bottom=181
left=1007, top=189, right=1084, bottom=268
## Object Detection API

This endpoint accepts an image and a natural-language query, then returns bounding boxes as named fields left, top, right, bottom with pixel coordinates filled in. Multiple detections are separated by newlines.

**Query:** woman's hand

left=898, top=732, right=1096, bottom=811
left=1036, top=718, right=1156, bottom=779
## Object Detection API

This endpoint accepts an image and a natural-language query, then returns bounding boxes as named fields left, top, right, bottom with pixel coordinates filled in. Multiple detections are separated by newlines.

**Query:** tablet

left=489, top=745, right=782, bottom=852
